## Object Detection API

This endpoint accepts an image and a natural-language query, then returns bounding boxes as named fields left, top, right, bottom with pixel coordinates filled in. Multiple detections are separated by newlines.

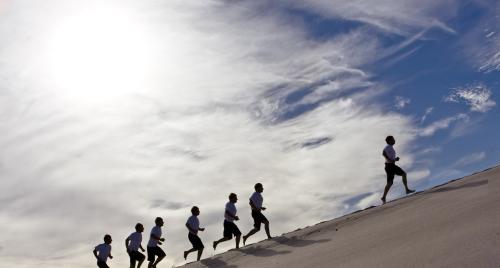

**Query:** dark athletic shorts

left=385, top=163, right=406, bottom=184
left=128, top=250, right=145, bottom=264
left=147, top=246, right=166, bottom=262
left=97, top=260, right=109, bottom=268
left=223, top=220, right=242, bottom=239
left=251, top=210, right=268, bottom=229
left=188, top=232, right=204, bottom=250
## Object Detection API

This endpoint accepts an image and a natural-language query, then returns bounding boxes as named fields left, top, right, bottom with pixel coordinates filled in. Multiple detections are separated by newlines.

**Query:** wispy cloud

left=420, top=107, right=434, bottom=123
left=394, top=96, right=411, bottom=109
left=459, top=1, right=500, bottom=73
left=416, top=146, right=442, bottom=155
left=419, top=113, right=469, bottom=137
left=445, top=83, right=496, bottom=113
left=453, top=151, right=486, bottom=167
left=286, top=0, right=459, bottom=36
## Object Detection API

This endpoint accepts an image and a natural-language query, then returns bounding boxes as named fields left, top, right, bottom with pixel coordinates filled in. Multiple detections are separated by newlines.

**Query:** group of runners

left=93, top=136, right=415, bottom=267
left=93, top=183, right=271, bottom=268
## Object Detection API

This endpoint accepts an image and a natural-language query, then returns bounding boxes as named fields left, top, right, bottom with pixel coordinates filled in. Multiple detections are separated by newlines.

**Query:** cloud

left=420, top=107, right=434, bottom=123
left=341, top=192, right=375, bottom=211
left=418, top=114, right=469, bottom=137
left=0, top=1, right=470, bottom=267
left=394, top=96, right=411, bottom=109
left=445, top=83, right=496, bottom=113
left=421, top=150, right=487, bottom=190
left=285, top=0, right=459, bottom=36
left=410, top=168, right=432, bottom=180
left=416, top=146, right=442, bottom=155
left=453, top=151, right=486, bottom=167
left=459, top=1, right=500, bottom=73
left=150, top=200, right=189, bottom=210
left=297, top=136, right=334, bottom=149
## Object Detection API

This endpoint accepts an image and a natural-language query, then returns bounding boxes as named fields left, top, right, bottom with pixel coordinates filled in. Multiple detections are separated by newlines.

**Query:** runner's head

left=229, top=193, right=238, bottom=203
left=135, top=223, right=144, bottom=232
left=191, top=206, right=200, bottom=216
left=385, top=135, right=395, bottom=145
left=155, top=217, right=164, bottom=227
left=103, top=234, right=112, bottom=244
left=254, top=183, right=263, bottom=193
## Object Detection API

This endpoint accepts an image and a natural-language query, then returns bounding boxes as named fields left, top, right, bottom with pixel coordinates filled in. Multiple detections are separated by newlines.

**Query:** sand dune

left=181, top=166, right=500, bottom=268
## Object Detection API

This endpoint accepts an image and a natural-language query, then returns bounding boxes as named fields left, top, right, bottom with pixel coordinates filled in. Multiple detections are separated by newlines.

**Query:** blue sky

left=302, top=0, right=500, bottom=177
left=0, top=0, right=498, bottom=267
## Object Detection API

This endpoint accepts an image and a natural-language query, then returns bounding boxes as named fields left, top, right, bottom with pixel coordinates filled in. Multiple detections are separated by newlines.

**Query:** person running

left=243, top=183, right=272, bottom=245
left=183, top=206, right=205, bottom=261
left=93, top=234, right=113, bottom=268
left=126, top=223, right=146, bottom=268
left=381, top=135, right=415, bottom=204
left=213, top=193, right=242, bottom=250
left=147, top=217, right=166, bottom=268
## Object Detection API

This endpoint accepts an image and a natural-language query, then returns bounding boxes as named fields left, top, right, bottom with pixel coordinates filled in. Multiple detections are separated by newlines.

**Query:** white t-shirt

left=250, top=192, right=263, bottom=209
left=186, top=215, right=199, bottom=234
left=225, top=202, right=237, bottom=222
left=95, top=243, right=112, bottom=262
left=127, top=232, right=142, bottom=251
left=383, top=145, right=396, bottom=163
left=147, top=226, right=162, bottom=247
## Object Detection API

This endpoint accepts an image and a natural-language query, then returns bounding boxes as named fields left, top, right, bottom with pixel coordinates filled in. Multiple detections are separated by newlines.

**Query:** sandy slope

left=181, top=166, right=500, bottom=268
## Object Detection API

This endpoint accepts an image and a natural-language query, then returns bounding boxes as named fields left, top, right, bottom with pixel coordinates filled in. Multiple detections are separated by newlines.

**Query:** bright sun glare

left=44, top=5, right=153, bottom=100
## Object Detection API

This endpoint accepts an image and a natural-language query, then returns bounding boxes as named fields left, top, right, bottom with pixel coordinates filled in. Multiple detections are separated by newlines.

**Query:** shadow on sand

left=239, top=246, right=291, bottom=257
left=238, top=236, right=330, bottom=258
left=274, top=236, right=331, bottom=248
left=428, top=179, right=488, bottom=194
left=200, top=256, right=238, bottom=268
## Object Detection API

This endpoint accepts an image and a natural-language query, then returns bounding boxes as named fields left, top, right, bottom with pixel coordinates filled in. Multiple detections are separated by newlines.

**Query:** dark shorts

left=188, top=232, right=204, bottom=250
left=251, top=210, right=269, bottom=229
left=128, top=250, right=145, bottom=264
left=97, top=260, right=109, bottom=268
left=147, top=246, right=166, bottom=262
left=223, top=220, right=242, bottom=239
left=385, top=163, right=406, bottom=184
